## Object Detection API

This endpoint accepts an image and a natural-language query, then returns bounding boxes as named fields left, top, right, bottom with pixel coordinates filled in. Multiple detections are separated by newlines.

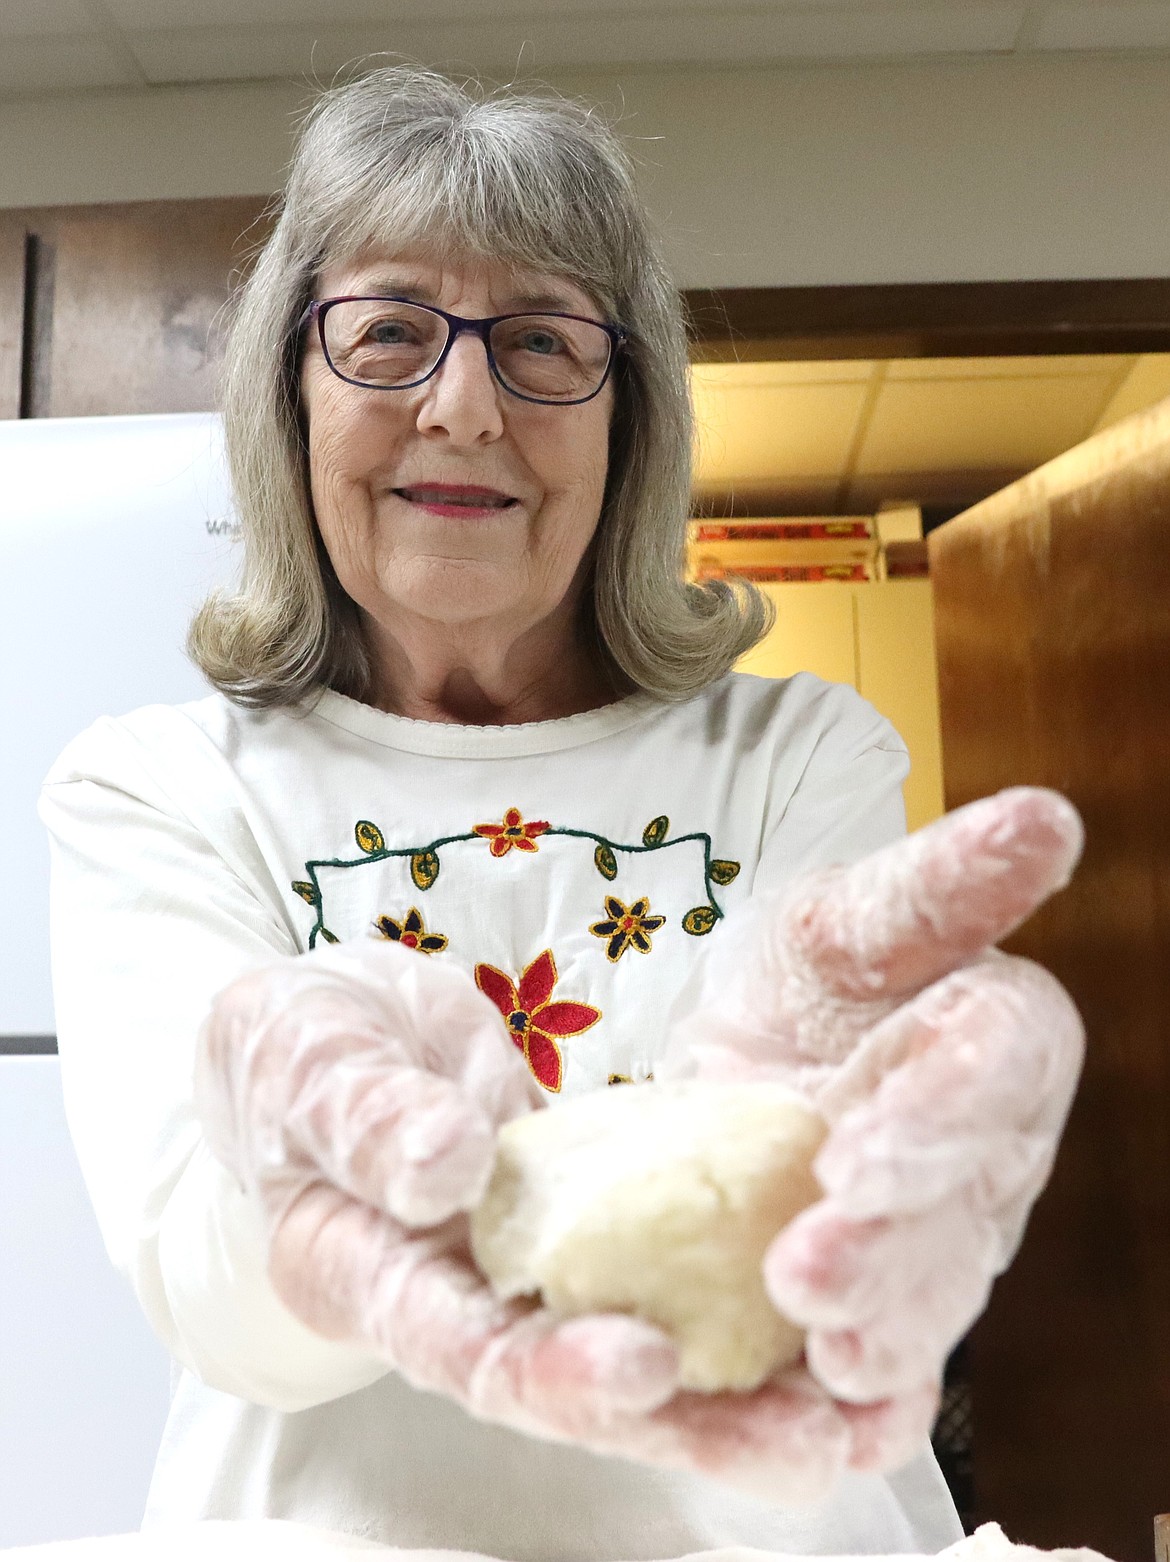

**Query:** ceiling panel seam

left=1011, top=4, right=1048, bottom=53
left=836, top=360, right=889, bottom=514
left=1090, top=354, right=1143, bottom=440
left=79, top=0, right=150, bottom=87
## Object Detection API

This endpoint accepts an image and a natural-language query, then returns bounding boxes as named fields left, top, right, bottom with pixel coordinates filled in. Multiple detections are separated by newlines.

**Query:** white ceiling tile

left=713, top=3, right=1027, bottom=57
left=0, top=0, right=100, bottom=37
left=126, top=24, right=379, bottom=82
left=126, top=4, right=1030, bottom=85
left=886, top=353, right=1132, bottom=379
left=0, top=33, right=139, bottom=94
left=852, top=370, right=1119, bottom=476
left=1032, top=3, right=1170, bottom=51
left=692, top=378, right=874, bottom=487
left=103, top=0, right=1009, bottom=27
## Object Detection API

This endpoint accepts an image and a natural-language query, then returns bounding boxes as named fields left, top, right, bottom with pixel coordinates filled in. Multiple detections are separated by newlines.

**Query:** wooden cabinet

left=929, top=398, right=1170, bottom=1562
left=0, top=197, right=268, bottom=419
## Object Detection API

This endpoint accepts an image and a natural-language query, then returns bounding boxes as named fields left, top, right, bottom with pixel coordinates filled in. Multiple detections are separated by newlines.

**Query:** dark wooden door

left=930, top=400, right=1170, bottom=1562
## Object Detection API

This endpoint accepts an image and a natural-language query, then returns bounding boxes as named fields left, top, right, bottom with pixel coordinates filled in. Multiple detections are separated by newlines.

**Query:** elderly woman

left=40, top=65, right=1082, bottom=1560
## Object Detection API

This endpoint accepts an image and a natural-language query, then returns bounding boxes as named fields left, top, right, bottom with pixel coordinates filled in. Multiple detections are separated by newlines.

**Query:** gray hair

left=189, top=64, right=772, bottom=706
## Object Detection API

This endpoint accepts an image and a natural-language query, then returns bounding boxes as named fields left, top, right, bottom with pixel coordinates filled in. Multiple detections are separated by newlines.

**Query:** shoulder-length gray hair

left=189, top=64, right=772, bottom=707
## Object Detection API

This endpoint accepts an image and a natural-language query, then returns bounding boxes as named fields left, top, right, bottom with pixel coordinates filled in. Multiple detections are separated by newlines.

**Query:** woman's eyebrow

left=348, top=279, right=588, bottom=314
left=354, top=277, right=437, bottom=302
left=500, top=290, right=586, bottom=313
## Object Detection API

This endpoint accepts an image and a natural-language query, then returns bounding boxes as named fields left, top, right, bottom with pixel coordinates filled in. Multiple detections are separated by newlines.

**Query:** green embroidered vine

left=293, top=812, right=741, bottom=948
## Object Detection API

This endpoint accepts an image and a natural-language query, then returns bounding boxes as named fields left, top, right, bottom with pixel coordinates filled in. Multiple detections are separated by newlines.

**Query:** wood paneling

left=0, top=197, right=270, bottom=418
left=0, top=223, right=23, bottom=420
left=929, top=399, right=1170, bottom=1562
left=685, top=279, right=1170, bottom=363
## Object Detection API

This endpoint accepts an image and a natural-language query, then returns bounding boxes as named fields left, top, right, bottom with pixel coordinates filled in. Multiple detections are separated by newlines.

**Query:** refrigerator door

left=1, top=412, right=240, bottom=1040
left=0, top=1056, right=173, bottom=1547
left=1, top=413, right=240, bottom=1541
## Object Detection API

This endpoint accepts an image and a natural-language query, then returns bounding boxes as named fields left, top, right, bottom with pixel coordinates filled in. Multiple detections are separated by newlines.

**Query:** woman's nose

left=415, top=331, right=505, bottom=444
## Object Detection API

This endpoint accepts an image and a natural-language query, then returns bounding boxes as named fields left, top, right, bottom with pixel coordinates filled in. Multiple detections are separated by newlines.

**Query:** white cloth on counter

left=39, top=670, right=963, bottom=1559
left=0, top=1524, right=1115, bottom=1562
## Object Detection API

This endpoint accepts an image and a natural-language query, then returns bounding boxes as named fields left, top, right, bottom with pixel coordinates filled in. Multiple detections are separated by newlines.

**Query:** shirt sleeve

left=38, top=714, right=389, bottom=1413
left=753, top=677, right=911, bottom=893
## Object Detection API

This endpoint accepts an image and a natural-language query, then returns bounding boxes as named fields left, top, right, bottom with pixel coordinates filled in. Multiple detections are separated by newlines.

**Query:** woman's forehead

left=316, top=248, right=600, bottom=316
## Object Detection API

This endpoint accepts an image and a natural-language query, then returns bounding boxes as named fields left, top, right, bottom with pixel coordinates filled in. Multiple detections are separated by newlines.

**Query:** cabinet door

left=734, top=581, right=857, bottom=688
left=735, top=580, right=945, bottom=831
left=929, top=397, right=1170, bottom=1562
left=0, top=197, right=269, bottom=418
left=854, top=579, right=944, bottom=831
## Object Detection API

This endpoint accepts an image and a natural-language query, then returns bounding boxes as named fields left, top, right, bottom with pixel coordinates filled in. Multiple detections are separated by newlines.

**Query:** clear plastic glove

left=660, top=785, right=1086, bottom=1476
left=196, top=939, right=844, bottom=1500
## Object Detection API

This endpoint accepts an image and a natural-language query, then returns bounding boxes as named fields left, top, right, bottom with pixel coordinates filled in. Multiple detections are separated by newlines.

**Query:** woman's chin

left=376, top=559, right=529, bottom=628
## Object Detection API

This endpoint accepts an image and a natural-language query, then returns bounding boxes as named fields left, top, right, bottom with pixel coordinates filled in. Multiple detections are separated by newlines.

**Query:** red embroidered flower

left=473, top=807, right=550, bottom=858
left=372, top=907, right=448, bottom=954
left=475, top=949, right=600, bottom=1093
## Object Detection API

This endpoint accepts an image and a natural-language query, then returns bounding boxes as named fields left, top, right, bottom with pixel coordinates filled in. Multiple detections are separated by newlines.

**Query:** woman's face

left=300, top=248, right=615, bottom=654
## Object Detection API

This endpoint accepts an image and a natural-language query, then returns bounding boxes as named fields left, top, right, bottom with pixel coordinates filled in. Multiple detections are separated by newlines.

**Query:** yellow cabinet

left=734, top=580, right=944, bottom=831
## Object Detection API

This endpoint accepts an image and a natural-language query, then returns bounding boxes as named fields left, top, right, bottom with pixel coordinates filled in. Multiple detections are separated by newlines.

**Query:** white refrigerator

left=1, top=413, right=240, bottom=1545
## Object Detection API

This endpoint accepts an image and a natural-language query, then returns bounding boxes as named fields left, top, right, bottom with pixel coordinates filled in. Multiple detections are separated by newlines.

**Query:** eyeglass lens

left=321, top=300, right=613, bottom=401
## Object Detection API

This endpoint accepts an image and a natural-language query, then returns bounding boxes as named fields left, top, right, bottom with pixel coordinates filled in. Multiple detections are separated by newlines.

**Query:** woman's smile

left=391, top=482, right=521, bottom=518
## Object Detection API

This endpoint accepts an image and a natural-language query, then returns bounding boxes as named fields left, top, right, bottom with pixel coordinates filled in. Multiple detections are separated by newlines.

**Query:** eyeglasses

left=299, top=296, right=627, bottom=406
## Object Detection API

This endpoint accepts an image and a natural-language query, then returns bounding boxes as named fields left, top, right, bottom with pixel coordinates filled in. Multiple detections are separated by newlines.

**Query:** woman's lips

left=394, top=484, right=519, bottom=518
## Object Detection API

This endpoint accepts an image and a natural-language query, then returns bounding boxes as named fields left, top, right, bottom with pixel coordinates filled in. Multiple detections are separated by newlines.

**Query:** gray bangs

left=286, top=73, right=636, bottom=314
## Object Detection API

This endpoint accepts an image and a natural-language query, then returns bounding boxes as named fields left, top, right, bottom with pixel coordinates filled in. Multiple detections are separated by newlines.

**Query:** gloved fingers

left=383, top=1242, right=680, bottom=1426
left=804, top=1259, right=991, bottom=1405
left=658, top=788, right=1082, bottom=1094
left=226, top=940, right=538, bottom=1120
left=344, top=940, right=539, bottom=1124
left=268, top=1179, right=680, bottom=1422
left=197, top=939, right=538, bottom=1227
left=465, top=1311, right=683, bottom=1433
left=779, top=786, right=1082, bottom=1007
left=813, top=954, right=1084, bottom=1218
left=767, top=1196, right=1000, bottom=1402
left=840, top=1381, right=941, bottom=1473
left=604, top=1366, right=852, bottom=1505
left=764, top=1195, right=997, bottom=1336
left=283, top=1059, right=501, bottom=1227
left=380, top=1236, right=851, bottom=1506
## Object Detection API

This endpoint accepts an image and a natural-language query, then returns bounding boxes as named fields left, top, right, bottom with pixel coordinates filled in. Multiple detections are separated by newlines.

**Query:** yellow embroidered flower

left=372, top=906, right=448, bottom=954
left=589, top=895, right=666, bottom=962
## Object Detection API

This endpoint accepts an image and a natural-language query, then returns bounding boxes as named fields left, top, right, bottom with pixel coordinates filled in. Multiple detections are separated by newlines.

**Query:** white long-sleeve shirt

left=38, top=670, right=963, bottom=1559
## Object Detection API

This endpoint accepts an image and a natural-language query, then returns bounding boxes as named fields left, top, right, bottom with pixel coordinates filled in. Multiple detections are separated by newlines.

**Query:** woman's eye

left=367, top=320, right=412, bottom=345
left=518, top=329, right=564, bottom=356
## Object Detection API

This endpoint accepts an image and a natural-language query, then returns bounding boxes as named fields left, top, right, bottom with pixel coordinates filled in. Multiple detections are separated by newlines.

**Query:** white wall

left=1, top=54, right=1169, bottom=288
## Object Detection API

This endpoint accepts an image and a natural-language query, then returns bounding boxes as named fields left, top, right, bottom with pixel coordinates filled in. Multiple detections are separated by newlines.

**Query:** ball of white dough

left=470, top=1081, right=827, bottom=1393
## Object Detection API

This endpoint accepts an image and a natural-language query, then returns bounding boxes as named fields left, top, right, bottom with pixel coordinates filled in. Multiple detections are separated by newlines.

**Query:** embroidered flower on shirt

left=372, top=907, right=449, bottom=954
left=589, top=895, right=667, bottom=962
left=475, top=949, right=600, bottom=1092
left=473, top=807, right=550, bottom=858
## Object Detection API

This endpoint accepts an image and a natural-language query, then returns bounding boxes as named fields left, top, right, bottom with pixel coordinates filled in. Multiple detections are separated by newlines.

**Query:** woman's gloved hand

left=194, top=939, right=688, bottom=1445
left=661, top=785, right=1086, bottom=1476
left=195, top=938, right=888, bottom=1503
